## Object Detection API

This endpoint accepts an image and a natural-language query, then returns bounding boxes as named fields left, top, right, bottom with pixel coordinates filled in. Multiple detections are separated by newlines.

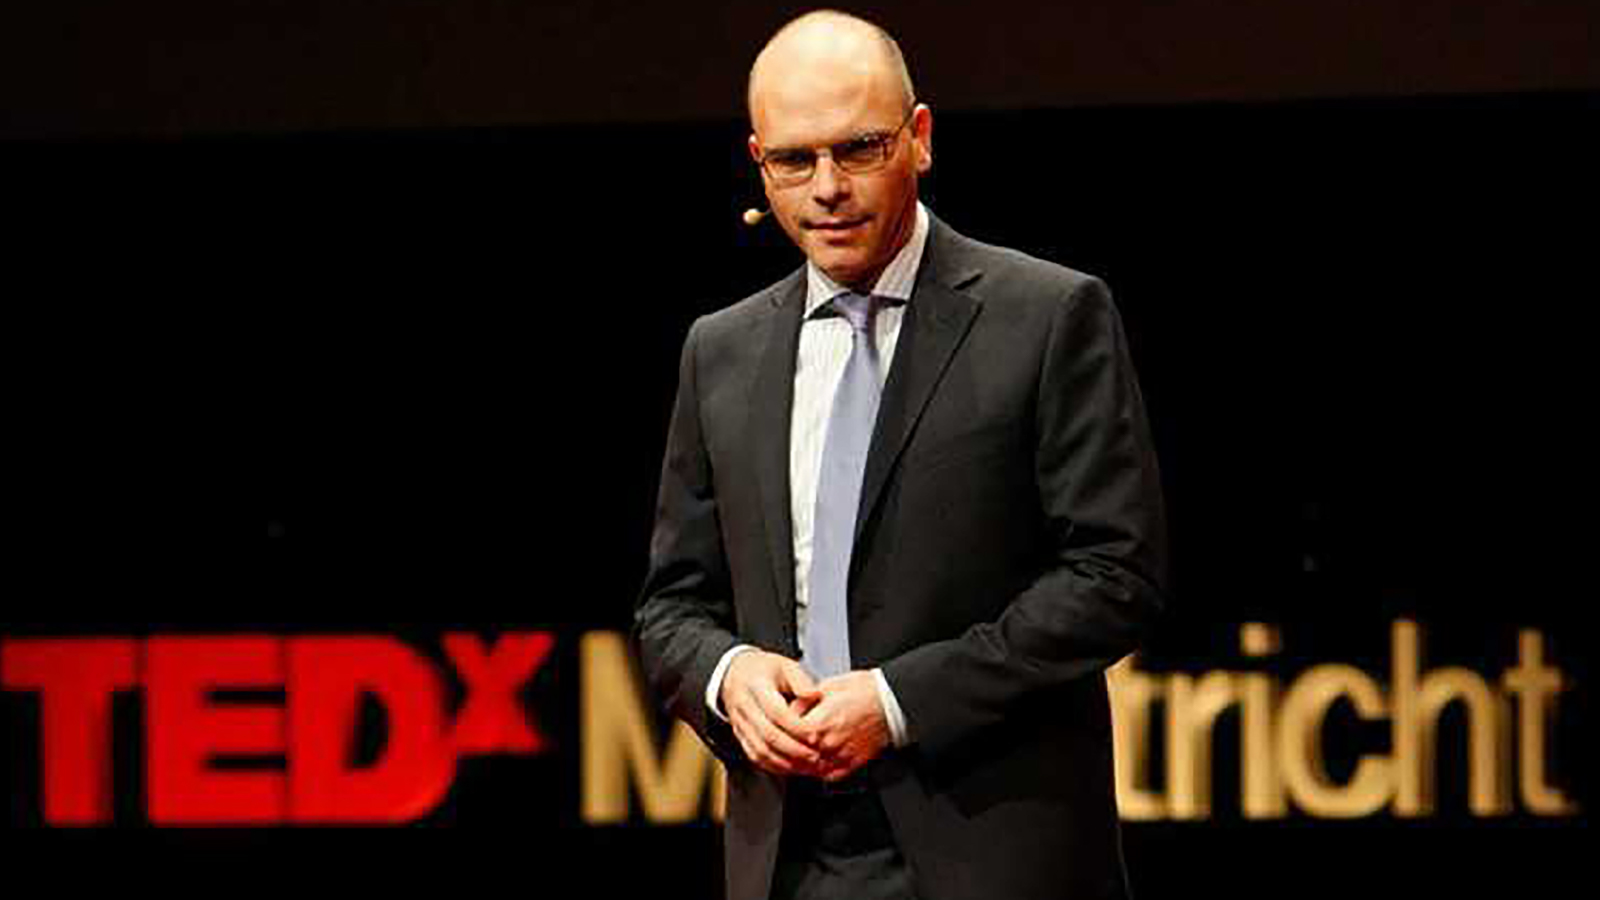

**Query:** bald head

left=744, top=11, right=932, bottom=289
left=747, top=11, right=914, bottom=126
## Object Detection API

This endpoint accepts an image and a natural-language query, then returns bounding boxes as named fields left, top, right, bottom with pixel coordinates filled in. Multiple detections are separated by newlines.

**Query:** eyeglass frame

left=754, top=103, right=920, bottom=188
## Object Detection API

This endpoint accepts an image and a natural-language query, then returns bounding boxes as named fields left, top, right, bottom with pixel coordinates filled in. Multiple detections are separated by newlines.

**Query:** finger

left=780, top=662, right=823, bottom=702
left=751, top=705, right=820, bottom=768
left=794, top=694, right=830, bottom=743
left=756, top=682, right=818, bottom=748
left=731, top=709, right=799, bottom=776
left=737, top=684, right=820, bottom=767
left=788, top=692, right=822, bottom=719
left=796, top=689, right=836, bottom=723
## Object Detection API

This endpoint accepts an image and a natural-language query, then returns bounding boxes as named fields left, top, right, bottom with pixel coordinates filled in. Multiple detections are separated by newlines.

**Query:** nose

left=809, top=153, right=850, bottom=208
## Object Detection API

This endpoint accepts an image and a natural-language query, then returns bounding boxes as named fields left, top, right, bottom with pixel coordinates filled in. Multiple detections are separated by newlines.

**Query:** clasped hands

left=720, top=649, right=890, bottom=781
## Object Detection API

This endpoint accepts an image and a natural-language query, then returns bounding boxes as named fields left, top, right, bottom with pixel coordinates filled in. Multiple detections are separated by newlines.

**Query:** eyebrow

left=762, top=128, right=896, bottom=155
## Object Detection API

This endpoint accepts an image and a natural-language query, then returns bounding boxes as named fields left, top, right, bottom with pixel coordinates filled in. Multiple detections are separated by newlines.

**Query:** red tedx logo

left=0, top=632, right=554, bottom=826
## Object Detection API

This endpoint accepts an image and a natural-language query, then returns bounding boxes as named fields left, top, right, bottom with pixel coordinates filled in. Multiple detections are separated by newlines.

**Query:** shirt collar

left=804, top=201, right=930, bottom=317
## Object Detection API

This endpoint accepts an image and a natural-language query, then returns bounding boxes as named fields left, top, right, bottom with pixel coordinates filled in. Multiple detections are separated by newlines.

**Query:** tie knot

left=830, top=292, right=877, bottom=332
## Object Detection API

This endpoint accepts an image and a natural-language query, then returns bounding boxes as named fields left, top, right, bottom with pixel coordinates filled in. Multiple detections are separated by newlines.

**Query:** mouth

left=804, top=216, right=870, bottom=234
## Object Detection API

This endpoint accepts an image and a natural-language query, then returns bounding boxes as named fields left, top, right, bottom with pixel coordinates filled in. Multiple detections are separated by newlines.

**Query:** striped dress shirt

left=705, top=201, right=931, bottom=748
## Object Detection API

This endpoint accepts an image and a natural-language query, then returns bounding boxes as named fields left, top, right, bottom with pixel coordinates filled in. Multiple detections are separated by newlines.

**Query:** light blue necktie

left=802, top=292, right=883, bottom=680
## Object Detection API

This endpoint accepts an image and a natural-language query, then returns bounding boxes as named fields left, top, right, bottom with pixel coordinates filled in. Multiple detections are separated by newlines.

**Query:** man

left=634, top=11, right=1167, bottom=900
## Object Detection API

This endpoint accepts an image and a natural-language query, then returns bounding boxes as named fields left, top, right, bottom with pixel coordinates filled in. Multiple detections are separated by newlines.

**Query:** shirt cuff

left=872, top=667, right=910, bottom=747
left=706, top=644, right=759, bottom=722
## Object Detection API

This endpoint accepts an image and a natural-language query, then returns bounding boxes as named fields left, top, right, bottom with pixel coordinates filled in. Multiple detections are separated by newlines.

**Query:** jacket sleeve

left=880, top=277, right=1169, bottom=764
left=632, top=317, right=747, bottom=766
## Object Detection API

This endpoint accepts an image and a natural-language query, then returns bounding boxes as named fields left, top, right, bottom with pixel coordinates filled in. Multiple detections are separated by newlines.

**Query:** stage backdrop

left=7, top=92, right=1596, bottom=899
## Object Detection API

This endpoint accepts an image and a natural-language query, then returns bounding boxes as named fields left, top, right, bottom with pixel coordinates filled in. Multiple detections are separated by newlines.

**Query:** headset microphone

left=742, top=207, right=769, bottom=226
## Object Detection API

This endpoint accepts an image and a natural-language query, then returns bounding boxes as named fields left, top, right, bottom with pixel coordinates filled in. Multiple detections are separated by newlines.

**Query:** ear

left=911, top=104, right=934, bottom=174
left=748, top=133, right=764, bottom=163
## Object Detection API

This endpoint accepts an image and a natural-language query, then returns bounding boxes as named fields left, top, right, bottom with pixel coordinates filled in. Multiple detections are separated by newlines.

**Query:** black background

left=5, top=1, right=1598, bottom=896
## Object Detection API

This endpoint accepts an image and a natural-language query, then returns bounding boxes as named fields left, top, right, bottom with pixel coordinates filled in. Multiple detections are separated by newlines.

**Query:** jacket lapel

left=857, top=216, right=983, bottom=544
left=751, top=270, right=807, bottom=642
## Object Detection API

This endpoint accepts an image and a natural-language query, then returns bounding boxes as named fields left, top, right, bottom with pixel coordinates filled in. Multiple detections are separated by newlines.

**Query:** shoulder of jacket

left=690, top=269, right=802, bottom=341
left=950, top=231, right=1106, bottom=313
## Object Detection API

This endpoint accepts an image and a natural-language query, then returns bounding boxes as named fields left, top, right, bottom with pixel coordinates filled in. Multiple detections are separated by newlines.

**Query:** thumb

left=782, top=661, right=823, bottom=700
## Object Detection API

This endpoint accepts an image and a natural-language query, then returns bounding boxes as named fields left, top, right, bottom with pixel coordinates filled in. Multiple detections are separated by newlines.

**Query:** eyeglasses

left=756, top=105, right=917, bottom=187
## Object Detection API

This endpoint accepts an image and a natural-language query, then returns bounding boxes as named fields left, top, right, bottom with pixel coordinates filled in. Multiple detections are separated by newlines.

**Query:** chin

left=818, top=262, right=870, bottom=287
left=809, top=249, right=870, bottom=284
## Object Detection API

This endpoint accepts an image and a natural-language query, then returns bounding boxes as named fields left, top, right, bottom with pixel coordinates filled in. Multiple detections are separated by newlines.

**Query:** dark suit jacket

left=635, top=213, right=1168, bottom=900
